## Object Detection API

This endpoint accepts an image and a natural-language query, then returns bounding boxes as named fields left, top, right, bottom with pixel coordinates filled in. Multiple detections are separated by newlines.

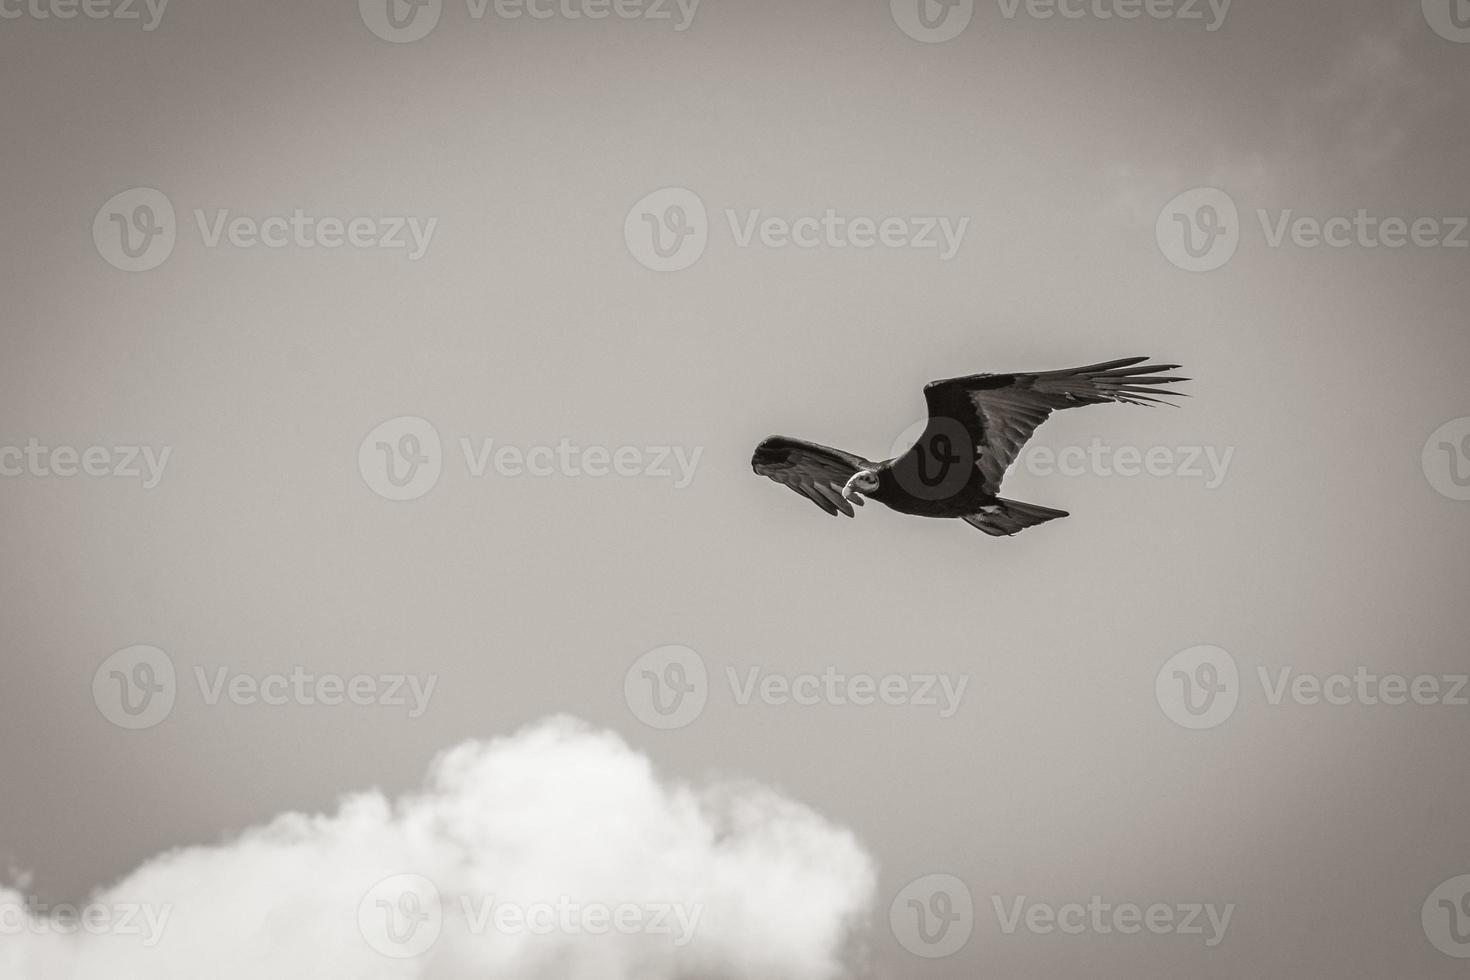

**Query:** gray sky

left=2, top=0, right=1469, bottom=977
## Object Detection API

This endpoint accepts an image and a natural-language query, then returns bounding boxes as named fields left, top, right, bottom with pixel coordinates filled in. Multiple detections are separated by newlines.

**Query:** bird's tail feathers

left=963, top=498, right=1069, bottom=537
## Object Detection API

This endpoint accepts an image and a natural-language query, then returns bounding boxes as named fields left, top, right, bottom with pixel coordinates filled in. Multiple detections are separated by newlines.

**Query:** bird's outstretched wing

left=751, top=436, right=874, bottom=517
left=921, top=356, right=1189, bottom=491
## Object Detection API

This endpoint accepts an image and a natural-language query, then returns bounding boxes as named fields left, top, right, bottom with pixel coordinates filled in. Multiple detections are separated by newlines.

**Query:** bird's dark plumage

left=751, top=356, right=1188, bottom=536
left=749, top=436, right=873, bottom=517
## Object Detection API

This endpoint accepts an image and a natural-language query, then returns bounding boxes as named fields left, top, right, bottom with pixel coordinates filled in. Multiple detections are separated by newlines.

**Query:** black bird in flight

left=752, top=357, right=1188, bottom=537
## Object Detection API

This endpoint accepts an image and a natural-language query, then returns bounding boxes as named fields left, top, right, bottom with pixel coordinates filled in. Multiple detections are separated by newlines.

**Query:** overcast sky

left=2, top=0, right=1469, bottom=977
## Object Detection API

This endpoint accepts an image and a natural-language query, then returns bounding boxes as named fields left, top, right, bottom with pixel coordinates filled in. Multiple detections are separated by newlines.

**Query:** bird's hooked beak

left=841, top=474, right=863, bottom=503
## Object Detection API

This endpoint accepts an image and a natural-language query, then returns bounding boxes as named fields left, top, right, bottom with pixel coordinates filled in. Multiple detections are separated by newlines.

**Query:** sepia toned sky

left=2, top=0, right=1469, bottom=977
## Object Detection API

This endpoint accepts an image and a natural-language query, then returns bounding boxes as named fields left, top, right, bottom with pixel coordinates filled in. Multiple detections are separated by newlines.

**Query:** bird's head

left=842, top=469, right=880, bottom=502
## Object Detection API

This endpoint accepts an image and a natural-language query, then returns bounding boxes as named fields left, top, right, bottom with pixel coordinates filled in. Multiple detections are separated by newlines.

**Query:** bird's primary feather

left=750, top=436, right=874, bottom=518
left=915, top=356, right=1190, bottom=493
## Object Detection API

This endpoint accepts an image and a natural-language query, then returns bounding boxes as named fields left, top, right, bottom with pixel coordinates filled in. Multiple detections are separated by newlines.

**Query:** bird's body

left=867, top=467, right=990, bottom=518
left=751, top=356, right=1188, bottom=537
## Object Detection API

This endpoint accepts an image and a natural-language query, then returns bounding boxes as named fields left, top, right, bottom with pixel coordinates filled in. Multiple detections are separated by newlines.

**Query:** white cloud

left=0, top=717, right=876, bottom=979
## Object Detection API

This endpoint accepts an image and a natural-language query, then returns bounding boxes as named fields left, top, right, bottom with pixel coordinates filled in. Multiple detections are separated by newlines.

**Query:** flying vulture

left=751, top=356, right=1188, bottom=537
